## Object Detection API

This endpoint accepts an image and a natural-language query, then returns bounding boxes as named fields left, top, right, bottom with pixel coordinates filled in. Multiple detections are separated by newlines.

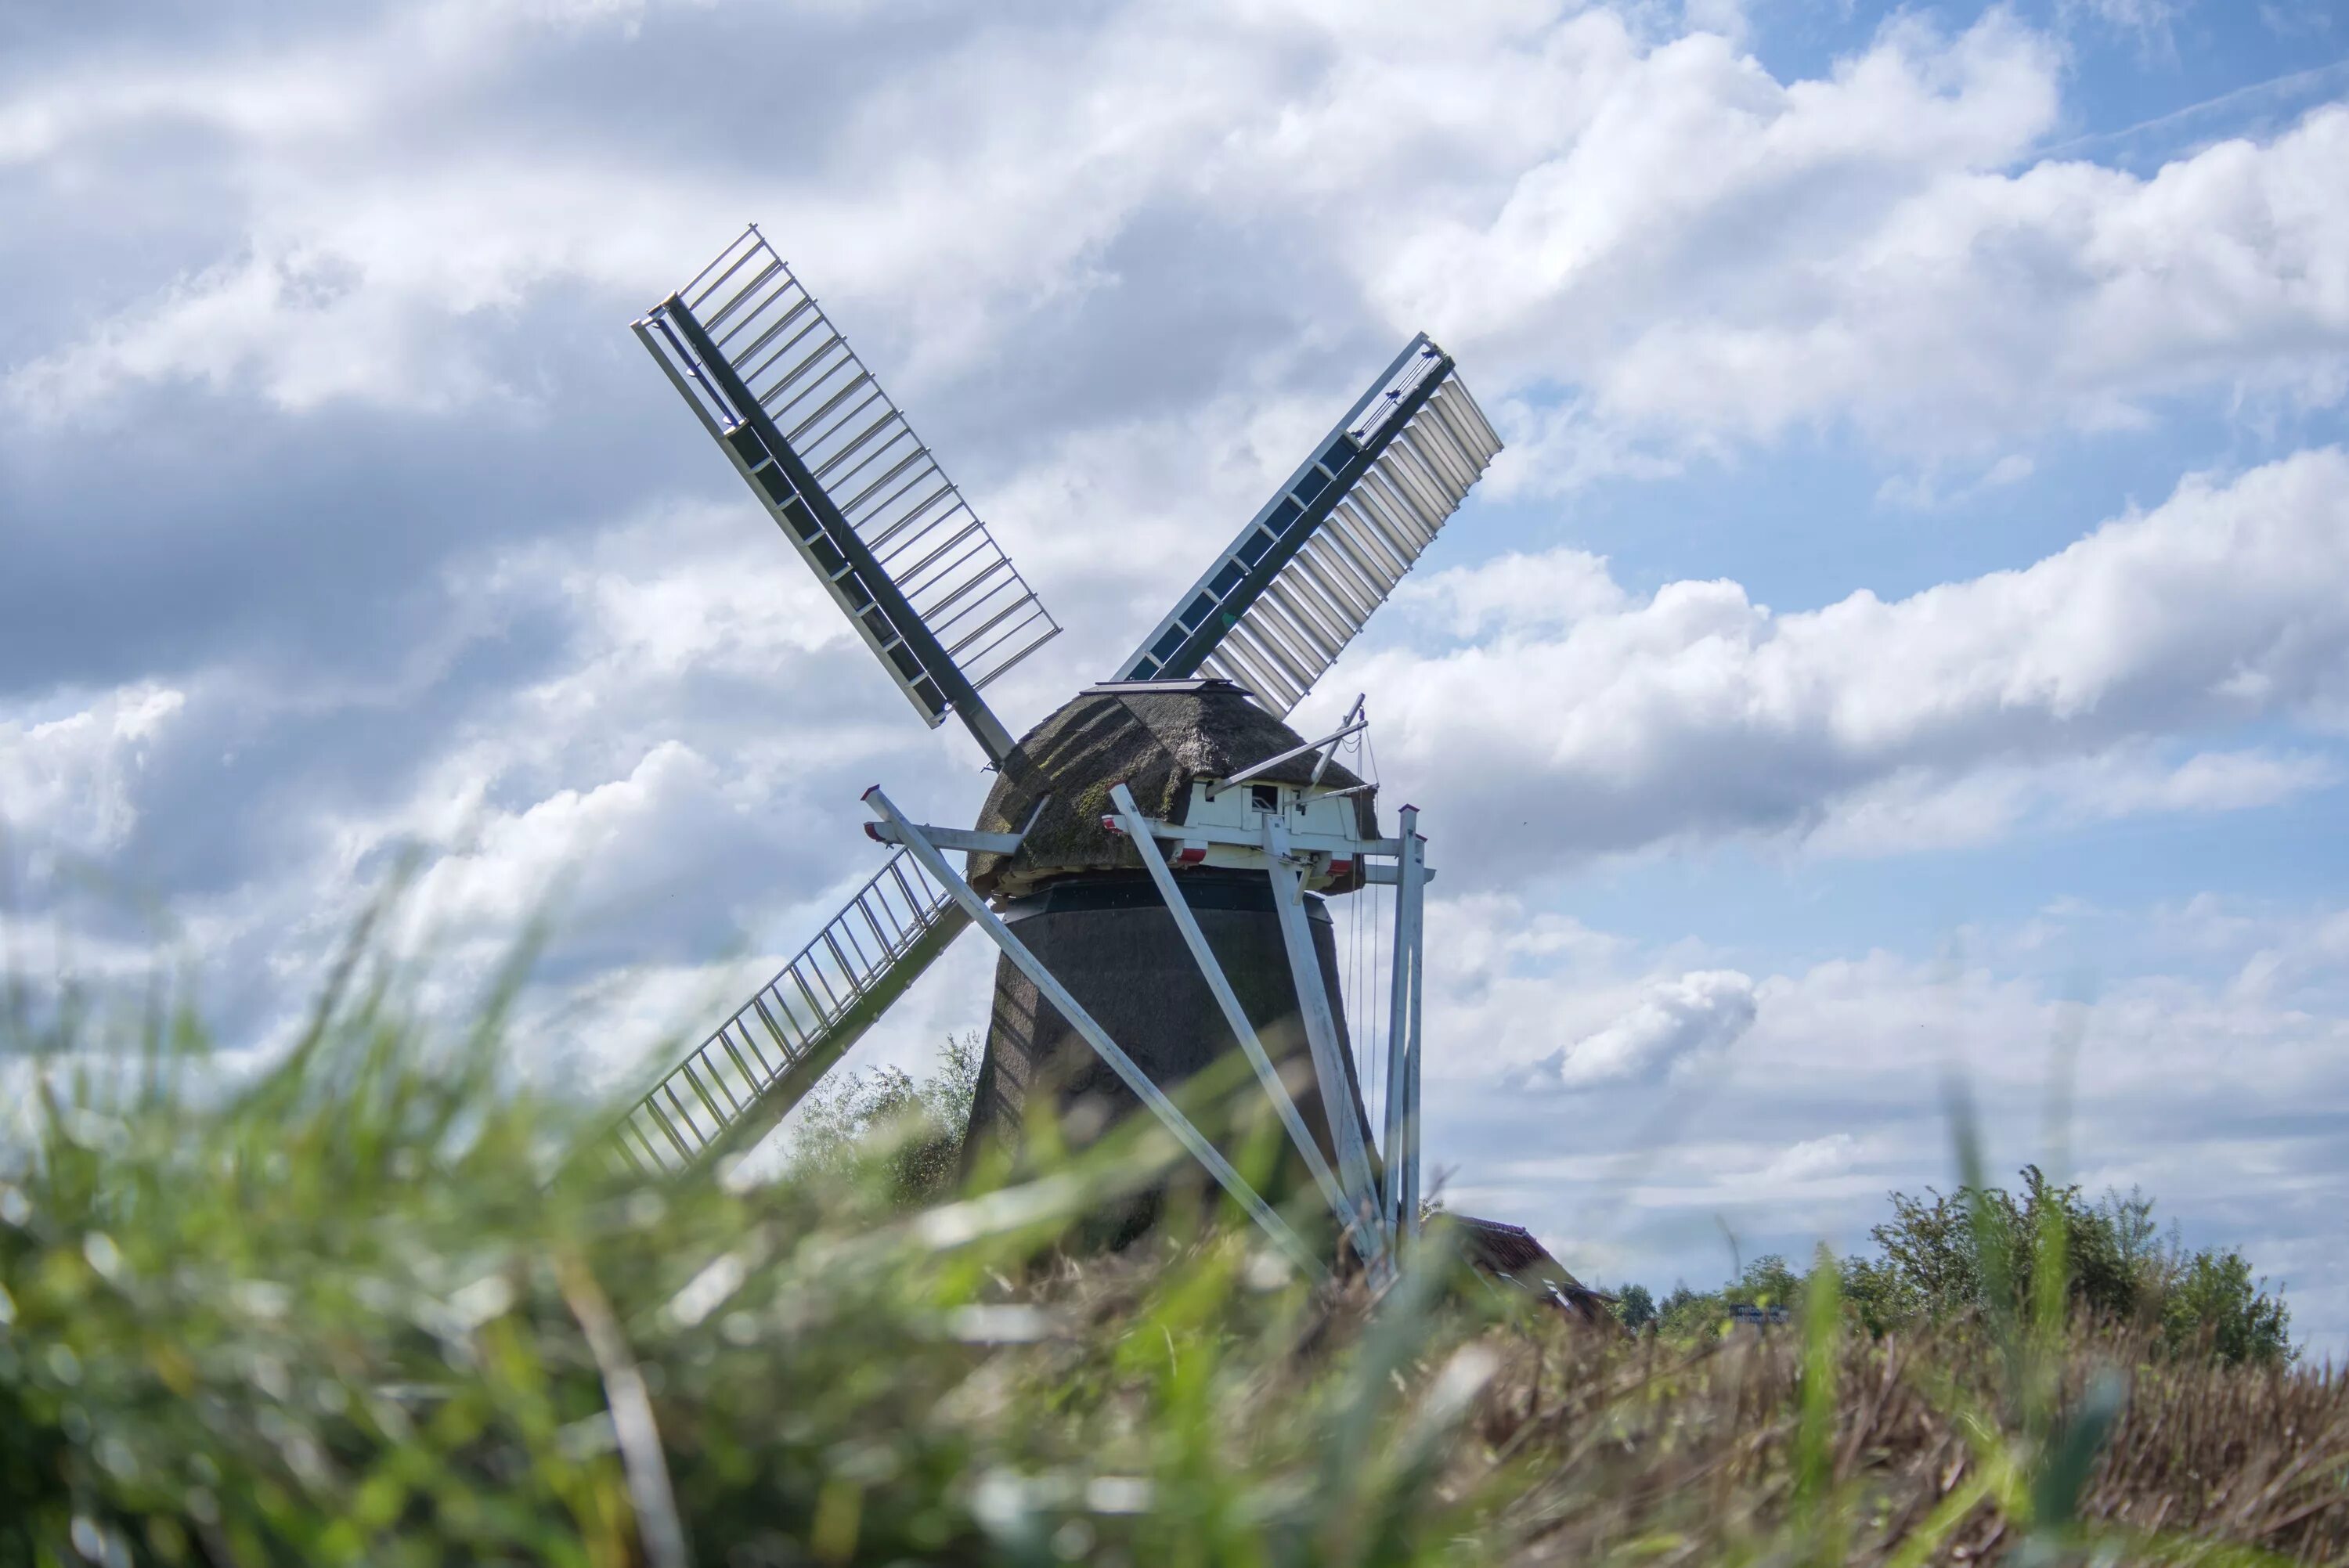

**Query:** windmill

left=617, top=225, right=1502, bottom=1278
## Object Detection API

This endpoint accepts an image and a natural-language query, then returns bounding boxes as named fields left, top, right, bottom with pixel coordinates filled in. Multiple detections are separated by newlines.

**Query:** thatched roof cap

left=969, top=680, right=1378, bottom=898
left=1453, top=1217, right=1615, bottom=1326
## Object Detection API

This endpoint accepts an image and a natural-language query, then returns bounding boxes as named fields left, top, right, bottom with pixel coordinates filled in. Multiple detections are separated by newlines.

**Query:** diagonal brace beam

left=864, top=786, right=1327, bottom=1281
left=1261, top=816, right=1390, bottom=1266
left=1106, top=783, right=1356, bottom=1239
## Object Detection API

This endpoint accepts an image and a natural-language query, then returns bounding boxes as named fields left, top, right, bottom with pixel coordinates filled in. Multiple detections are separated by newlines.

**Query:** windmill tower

left=619, top=226, right=1499, bottom=1276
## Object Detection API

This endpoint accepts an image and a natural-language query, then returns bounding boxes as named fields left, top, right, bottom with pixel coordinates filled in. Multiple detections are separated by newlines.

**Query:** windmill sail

left=613, top=849, right=969, bottom=1175
left=636, top=227, right=1058, bottom=766
left=1115, top=335, right=1501, bottom=713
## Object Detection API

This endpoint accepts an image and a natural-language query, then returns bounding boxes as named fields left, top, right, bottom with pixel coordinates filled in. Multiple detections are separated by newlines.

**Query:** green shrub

left=1636, top=1169, right=2293, bottom=1364
left=788, top=1032, right=981, bottom=1204
left=2161, top=1246, right=2293, bottom=1366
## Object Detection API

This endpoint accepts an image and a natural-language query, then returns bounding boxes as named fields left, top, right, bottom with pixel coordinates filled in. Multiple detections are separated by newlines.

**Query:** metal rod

left=865, top=787, right=1326, bottom=1281
left=820, top=928, right=864, bottom=993
left=742, top=316, right=828, bottom=396
left=1107, top=784, right=1355, bottom=1235
left=685, top=242, right=764, bottom=315
left=661, top=1084, right=706, bottom=1146
left=749, top=994, right=796, bottom=1059
left=1310, top=694, right=1364, bottom=787
left=695, top=1051, right=745, bottom=1116
left=678, top=232, right=751, bottom=307
left=788, top=963, right=833, bottom=1024
left=1399, top=811, right=1427, bottom=1241
left=634, top=316, right=734, bottom=437
left=1261, top=816, right=1388, bottom=1267
left=1017, top=792, right=1055, bottom=838
left=642, top=1100, right=695, bottom=1162
left=861, top=479, right=955, bottom=552
left=1382, top=803, right=1417, bottom=1235
left=853, top=898, right=896, bottom=962
left=969, top=621, right=1062, bottom=689
left=1207, top=717, right=1369, bottom=799
left=884, top=860, right=928, bottom=924
left=723, top=293, right=816, bottom=370
left=704, top=258, right=785, bottom=337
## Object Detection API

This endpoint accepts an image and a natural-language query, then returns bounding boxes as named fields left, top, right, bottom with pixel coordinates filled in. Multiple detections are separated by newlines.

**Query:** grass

left=2, top=921, right=2345, bottom=1565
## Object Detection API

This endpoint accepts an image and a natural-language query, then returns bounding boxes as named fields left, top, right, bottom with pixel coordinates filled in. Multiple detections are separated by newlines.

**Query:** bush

left=2163, top=1245, right=2293, bottom=1365
left=1853, top=1167, right=2293, bottom=1362
left=788, top=1032, right=980, bottom=1203
left=1632, top=1169, right=2293, bottom=1364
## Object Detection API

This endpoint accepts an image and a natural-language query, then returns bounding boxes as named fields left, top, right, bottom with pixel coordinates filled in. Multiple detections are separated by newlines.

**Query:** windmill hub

left=968, top=679, right=1380, bottom=900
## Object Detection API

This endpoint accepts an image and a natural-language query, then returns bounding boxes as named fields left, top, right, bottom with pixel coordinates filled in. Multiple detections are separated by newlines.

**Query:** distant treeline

left=1609, top=1167, right=2293, bottom=1364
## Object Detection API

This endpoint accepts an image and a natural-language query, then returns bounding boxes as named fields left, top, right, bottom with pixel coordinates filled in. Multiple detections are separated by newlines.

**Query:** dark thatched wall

left=968, top=683, right=1378, bottom=898
left=965, top=873, right=1380, bottom=1247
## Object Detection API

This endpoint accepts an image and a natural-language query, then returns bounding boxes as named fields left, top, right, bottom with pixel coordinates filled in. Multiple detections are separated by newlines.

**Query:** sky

left=3, top=0, right=2346, bottom=1355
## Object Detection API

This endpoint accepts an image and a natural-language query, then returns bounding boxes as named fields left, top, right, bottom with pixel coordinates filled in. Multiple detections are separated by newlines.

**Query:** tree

left=1655, top=1283, right=1723, bottom=1337
left=1868, top=1187, right=1980, bottom=1319
left=1611, top=1282, right=1656, bottom=1331
left=1727, top=1253, right=1800, bottom=1311
left=2162, top=1248, right=2291, bottom=1365
left=791, top=1033, right=982, bottom=1204
left=1856, top=1168, right=2291, bottom=1363
left=1838, top=1253, right=1919, bottom=1337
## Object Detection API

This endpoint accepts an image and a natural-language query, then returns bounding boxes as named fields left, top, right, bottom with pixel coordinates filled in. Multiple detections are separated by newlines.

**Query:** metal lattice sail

left=636, top=226, right=1058, bottom=765
left=1113, top=336, right=1502, bottom=712
left=614, top=850, right=967, bottom=1176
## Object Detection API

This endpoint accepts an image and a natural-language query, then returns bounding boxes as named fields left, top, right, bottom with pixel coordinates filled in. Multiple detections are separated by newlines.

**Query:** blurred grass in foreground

left=2, top=920, right=2346, bottom=1566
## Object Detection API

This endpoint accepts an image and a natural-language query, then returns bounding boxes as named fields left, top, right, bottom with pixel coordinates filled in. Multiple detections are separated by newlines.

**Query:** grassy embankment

left=3, top=923, right=2344, bottom=1565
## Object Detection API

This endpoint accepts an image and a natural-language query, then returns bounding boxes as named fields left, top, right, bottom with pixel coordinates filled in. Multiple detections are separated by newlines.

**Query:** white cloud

left=1509, top=968, right=1758, bottom=1089
left=1875, top=452, right=2036, bottom=510
left=0, top=684, right=186, bottom=859
left=4, top=160, right=711, bottom=417
left=2062, top=0, right=2181, bottom=54
left=399, top=739, right=728, bottom=940
left=1404, top=549, right=1628, bottom=641
left=1393, top=33, right=2349, bottom=470
left=1802, top=745, right=2338, bottom=856
left=11, top=2, right=2344, bottom=479
left=1760, top=1133, right=1860, bottom=1183
left=1402, top=891, right=1642, bottom=1072
left=1356, top=448, right=2349, bottom=871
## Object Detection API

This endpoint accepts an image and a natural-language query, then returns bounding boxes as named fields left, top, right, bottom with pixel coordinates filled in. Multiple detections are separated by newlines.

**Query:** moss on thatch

left=969, top=682, right=1378, bottom=896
